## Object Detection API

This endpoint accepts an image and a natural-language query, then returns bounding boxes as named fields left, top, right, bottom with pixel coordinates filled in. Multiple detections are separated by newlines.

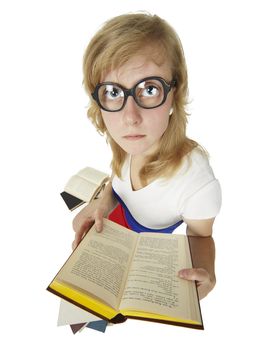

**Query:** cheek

left=149, top=110, right=170, bottom=136
left=101, top=114, right=118, bottom=134
left=158, top=117, right=170, bottom=136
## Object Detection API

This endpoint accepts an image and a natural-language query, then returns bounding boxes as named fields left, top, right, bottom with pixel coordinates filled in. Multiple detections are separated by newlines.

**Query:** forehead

left=102, top=54, right=172, bottom=87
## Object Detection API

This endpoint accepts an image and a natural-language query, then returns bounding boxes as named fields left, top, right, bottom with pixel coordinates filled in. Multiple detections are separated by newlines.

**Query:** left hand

left=178, top=268, right=216, bottom=300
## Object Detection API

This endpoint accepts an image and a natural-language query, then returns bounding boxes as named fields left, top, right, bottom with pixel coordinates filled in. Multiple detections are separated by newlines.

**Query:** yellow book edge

left=48, top=280, right=118, bottom=320
left=48, top=280, right=202, bottom=327
left=120, top=309, right=201, bottom=326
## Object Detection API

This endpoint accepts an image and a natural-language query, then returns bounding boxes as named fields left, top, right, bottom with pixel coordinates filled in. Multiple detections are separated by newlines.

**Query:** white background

left=0, top=0, right=272, bottom=348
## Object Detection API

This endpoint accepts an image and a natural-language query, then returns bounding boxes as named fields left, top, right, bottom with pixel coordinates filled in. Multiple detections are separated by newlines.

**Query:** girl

left=72, top=13, right=221, bottom=300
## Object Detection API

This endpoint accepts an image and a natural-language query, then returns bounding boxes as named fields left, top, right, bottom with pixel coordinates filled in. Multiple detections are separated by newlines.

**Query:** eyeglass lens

left=98, top=78, right=165, bottom=111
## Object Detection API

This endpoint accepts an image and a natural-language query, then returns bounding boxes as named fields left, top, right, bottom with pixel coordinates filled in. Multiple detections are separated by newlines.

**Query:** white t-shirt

left=112, top=148, right=221, bottom=231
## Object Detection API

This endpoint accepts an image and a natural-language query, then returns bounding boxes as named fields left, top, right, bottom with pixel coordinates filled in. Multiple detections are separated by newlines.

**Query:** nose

left=122, top=96, right=142, bottom=126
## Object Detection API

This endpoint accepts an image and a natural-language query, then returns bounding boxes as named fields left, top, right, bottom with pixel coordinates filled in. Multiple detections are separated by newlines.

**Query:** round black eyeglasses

left=91, top=76, right=176, bottom=112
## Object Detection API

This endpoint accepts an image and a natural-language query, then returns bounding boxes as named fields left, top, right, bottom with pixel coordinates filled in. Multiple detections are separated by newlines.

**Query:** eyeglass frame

left=91, top=76, right=177, bottom=112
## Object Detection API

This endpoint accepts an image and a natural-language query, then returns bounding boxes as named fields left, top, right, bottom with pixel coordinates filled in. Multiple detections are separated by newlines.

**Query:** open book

left=47, top=219, right=203, bottom=329
left=60, top=167, right=109, bottom=210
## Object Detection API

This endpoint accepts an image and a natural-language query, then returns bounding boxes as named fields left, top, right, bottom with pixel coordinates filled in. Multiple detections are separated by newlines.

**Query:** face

left=100, top=55, right=174, bottom=157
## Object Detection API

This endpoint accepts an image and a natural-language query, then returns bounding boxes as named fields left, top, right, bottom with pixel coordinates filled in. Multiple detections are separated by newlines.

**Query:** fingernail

left=179, top=269, right=187, bottom=278
left=96, top=224, right=102, bottom=232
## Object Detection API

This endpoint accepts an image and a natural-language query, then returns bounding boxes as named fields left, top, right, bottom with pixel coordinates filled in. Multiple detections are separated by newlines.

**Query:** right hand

left=72, top=200, right=108, bottom=250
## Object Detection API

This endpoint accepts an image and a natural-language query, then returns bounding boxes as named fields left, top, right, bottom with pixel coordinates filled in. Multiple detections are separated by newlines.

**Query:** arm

left=178, top=217, right=216, bottom=300
left=72, top=180, right=118, bottom=249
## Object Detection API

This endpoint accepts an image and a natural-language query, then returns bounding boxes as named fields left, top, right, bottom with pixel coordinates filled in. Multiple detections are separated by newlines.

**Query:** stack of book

left=57, top=299, right=109, bottom=334
left=60, top=167, right=109, bottom=211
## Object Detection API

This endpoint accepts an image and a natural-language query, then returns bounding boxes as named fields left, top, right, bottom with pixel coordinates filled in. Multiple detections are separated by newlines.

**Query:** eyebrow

left=100, top=76, right=171, bottom=89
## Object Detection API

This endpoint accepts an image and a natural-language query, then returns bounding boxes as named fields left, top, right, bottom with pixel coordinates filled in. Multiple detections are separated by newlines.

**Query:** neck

left=129, top=155, right=147, bottom=191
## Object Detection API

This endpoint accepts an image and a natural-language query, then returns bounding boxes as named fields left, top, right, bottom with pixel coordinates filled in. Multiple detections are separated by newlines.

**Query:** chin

left=122, top=147, right=145, bottom=156
left=117, top=142, right=144, bottom=155
left=116, top=138, right=158, bottom=157
left=124, top=146, right=156, bottom=157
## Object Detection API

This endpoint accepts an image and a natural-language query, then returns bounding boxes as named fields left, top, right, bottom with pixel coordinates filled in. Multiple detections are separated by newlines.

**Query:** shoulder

left=175, top=147, right=222, bottom=220
left=186, top=147, right=211, bottom=171
left=175, top=147, right=214, bottom=185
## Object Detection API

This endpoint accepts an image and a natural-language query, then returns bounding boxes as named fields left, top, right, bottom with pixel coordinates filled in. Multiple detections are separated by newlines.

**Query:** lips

left=123, top=135, right=145, bottom=140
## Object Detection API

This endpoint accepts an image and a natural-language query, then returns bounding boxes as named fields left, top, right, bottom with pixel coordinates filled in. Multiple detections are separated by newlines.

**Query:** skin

left=101, top=56, right=173, bottom=158
left=72, top=55, right=217, bottom=300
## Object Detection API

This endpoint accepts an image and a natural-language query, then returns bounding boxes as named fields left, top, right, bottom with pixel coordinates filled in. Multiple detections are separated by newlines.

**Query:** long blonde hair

left=83, top=12, right=202, bottom=185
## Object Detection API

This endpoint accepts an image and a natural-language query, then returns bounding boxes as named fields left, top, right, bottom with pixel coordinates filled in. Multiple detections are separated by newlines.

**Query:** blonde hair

left=83, top=12, right=202, bottom=185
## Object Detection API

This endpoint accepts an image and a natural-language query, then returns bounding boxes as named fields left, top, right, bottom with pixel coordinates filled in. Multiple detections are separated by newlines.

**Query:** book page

left=64, top=175, right=98, bottom=202
left=56, top=220, right=138, bottom=310
left=78, top=167, right=108, bottom=186
left=120, top=233, right=200, bottom=322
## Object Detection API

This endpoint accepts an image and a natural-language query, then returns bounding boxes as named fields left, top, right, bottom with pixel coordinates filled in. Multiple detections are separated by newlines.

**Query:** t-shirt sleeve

left=182, top=179, right=222, bottom=220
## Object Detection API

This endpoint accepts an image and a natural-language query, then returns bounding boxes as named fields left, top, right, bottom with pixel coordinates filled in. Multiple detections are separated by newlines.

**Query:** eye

left=142, top=85, right=159, bottom=97
left=104, top=85, right=124, bottom=100
left=137, top=80, right=162, bottom=99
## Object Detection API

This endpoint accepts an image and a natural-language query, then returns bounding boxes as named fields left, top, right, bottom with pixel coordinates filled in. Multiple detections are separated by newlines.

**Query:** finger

left=73, top=218, right=93, bottom=249
left=178, top=268, right=208, bottom=282
left=94, top=210, right=104, bottom=232
left=72, top=239, right=77, bottom=250
left=72, top=212, right=86, bottom=233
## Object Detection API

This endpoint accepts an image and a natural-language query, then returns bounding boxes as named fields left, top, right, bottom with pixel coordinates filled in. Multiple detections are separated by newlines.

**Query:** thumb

left=178, top=268, right=207, bottom=282
left=94, top=210, right=104, bottom=232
